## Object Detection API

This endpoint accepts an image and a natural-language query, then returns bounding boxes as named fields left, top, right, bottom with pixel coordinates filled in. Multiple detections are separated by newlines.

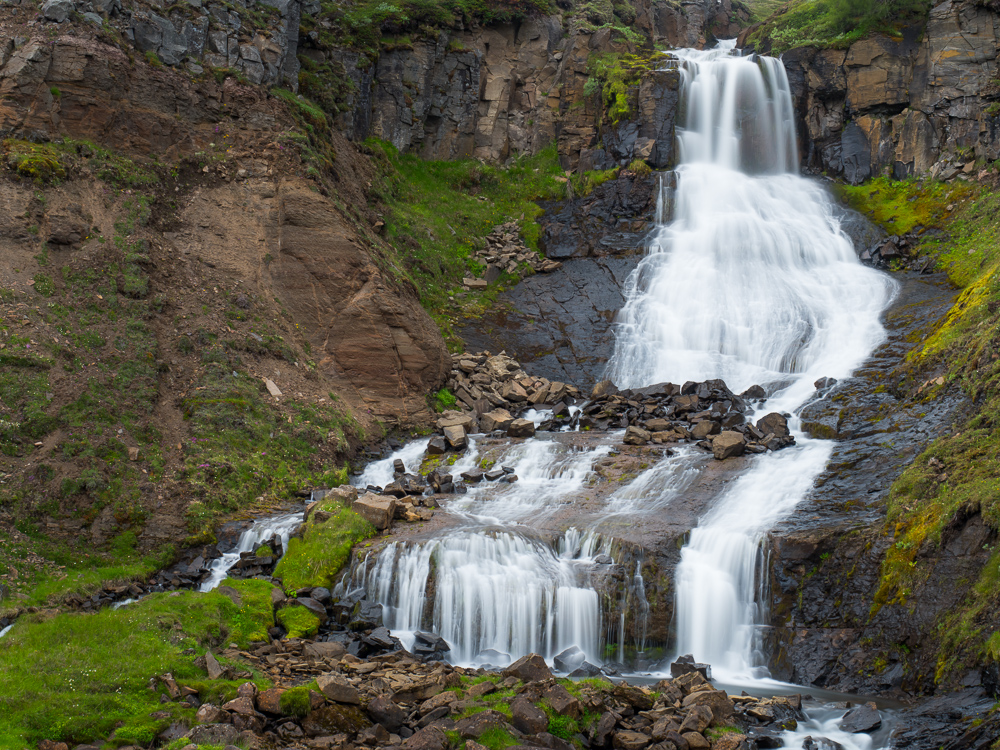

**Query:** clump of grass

left=277, top=604, right=321, bottom=638
left=273, top=502, right=375, bottom=590
left=279, top=685, right=313, bottom=717
left=3, top=140, right=67, bottom=183
left=433, top=387, right=458, bottom=412
left=0, top=581, right=272, bottom=747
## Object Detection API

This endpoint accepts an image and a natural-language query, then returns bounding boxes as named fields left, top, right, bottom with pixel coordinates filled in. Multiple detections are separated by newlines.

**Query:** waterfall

left=605, top=41, right=896, bottom=680
left=199, top=511, right=304, bottom=592
left=364, top=531, right=602, bottom=666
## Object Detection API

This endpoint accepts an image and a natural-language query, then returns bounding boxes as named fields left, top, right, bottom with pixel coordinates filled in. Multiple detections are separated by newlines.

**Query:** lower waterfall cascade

left=337, top=39, right=899, bottom=750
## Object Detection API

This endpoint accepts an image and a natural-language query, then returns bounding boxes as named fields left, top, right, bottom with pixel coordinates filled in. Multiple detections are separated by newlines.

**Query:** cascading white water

left=365, top=531, right=602, bottom=666
left=199, top=511, right=304, bottom=592
left=606, top=41, right=893, bottom=400
left=603, top=445, right=699, bottom=515
left=603, top=41, right=895, bottom=681
left=352, top=438, right=432, bottom=489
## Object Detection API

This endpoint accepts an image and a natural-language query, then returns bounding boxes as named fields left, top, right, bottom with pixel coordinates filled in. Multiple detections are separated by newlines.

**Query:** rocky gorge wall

left=749, top=0, right=1000, bottom=183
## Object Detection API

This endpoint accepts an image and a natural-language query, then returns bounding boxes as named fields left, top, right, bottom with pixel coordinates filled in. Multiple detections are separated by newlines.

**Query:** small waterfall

left=362, top=531, right=603, bottom=666
left=352, top=438, right=432, bottom=489
left=604, top=41, right=895, bottom=680
left=199, top=511, right=304, bottom=592
left=603, top=445, right=699, bottom=515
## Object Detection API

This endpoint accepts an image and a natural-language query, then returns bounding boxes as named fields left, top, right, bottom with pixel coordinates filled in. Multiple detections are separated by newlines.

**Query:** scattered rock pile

left=130, top=645, right=853, bottom=750
left=463, top=223, right=562, bottom=289
left=436, top=351, right=582, bottom=445
left=585, top=380, right=795, bottom=459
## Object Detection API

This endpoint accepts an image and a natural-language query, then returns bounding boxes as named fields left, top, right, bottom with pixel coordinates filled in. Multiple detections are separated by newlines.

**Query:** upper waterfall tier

left=606, top=43, right=895, bottom=399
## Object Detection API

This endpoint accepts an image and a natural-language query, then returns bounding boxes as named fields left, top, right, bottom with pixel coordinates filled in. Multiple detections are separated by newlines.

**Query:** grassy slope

left=0, top=577, right=273, bottom=748
left=367, top=141, right=570, bottom=348
left=839, top=175, right=1000, bottom=684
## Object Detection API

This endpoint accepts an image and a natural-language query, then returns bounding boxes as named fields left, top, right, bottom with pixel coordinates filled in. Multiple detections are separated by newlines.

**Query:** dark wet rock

left=802, top=737, right=845, bottom=750
left=569, top=661, right=604, bottom=678
left=554, top=646, right=587, bottom=673
left=670, top=654, right=711, bottom=680
left=839, top=702, right=881, bottom=733
left=459, top=256, right=639, bottom=385
left=503, top=653, right=553, bottom=683
left=368, top=695, right=407, bottom=731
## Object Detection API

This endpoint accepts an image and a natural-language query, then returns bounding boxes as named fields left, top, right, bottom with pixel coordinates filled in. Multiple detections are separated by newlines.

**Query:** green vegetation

left=433, top=387, right=458, bottom=412
left=571, top=166, right=620, bottom=198
left=277, top=604, right=321, bottom=638
left=273, top=500, right=375, bottom=590
left=844, top=175, right=1000, bottom=683
left=368, top=140, right=569, bottom=344
left=279, top=685, right=314, bottom=718
left=584, top=52, right=664, bottom=123
left=744, top=0, right=931, bottom=54
left=0, top=578, right=272, bottom=748
left=475, top=726, right=519, bottom=750
left=180, top=356, right=358, bottom=539
left=3, top=141, right=67, bottom=183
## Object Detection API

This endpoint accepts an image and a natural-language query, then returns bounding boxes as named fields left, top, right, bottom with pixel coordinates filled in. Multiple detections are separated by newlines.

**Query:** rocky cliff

left=747, top=0, right=1000, bottom=183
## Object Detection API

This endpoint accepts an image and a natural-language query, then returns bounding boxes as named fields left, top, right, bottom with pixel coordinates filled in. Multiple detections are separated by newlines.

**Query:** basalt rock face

left=761, top=274, right=974, bottom=696
left=768, top=1, right=1000, bottom=182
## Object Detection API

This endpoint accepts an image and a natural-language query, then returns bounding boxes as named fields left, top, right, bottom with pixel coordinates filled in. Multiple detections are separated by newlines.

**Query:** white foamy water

left=603, top=41, right=894, bottom=690
left=199, top=511, right=304, bottom=592
left=352, top=438, right=432, bottom=489
left=364, top=531, right=602, bottom=666
left=603, top=445, right=700, bottom=515
left=0, top=623, right=13, bottom=639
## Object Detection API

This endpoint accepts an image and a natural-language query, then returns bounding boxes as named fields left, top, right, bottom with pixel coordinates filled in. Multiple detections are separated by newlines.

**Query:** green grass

left=368, top=140, right=569, bottom=345
left=280, top=685, right=314, bottom=718
left=277, top=604, right=321, bottom=638
left=181, top=358, right=358, bottom=539
left=0, top=578, right=272, bottom=748
left=273, top=501, right=375, bottom=590
left=584, top=51, right=664, bottom=123
left=836, top=176, right=972, bottom=242
left=744, top=0, right=930, bottom=54
left=476, top=726, right=519, bottom=750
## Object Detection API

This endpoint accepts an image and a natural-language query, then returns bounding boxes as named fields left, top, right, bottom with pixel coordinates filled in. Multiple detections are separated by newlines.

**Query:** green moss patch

left=277, top=604, right=321, bottom=638
left=273, top=502, right=375, bottom=590
left=0, top=582, right=272, bottom=748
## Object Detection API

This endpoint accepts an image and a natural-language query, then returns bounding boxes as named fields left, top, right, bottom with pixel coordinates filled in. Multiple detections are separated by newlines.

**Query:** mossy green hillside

left=367, top=140, right=570, bottom=346
left=842, top=175, right=1000, bottom=683
left=273, top=500, right=376, bottom=590
left=744, top=0, right=931, bottom=54
left=0, top=578, right=272, bottom=749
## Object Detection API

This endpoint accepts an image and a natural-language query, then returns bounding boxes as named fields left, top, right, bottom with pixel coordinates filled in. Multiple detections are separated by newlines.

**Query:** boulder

left=41, top=0, right=73, bottom=22
left=316, top=674, right=360, bottom=705
left=678, top=705, right=713, bottom=733
left=544, top=685, right=582, bottom=718
left=623, top=425, right=651, bottom=445
left=502, top=653, right=553, bottom=682
left=256, top=688, right=286, bottom=715
left=690, top=420, right=720, bottom=439
left=292, top=596, right=328, bottom=624
left=682, top=689, right=734, bottom=724
left=756, top=412, right=789, bottom=438
left=352, top=493, right=396, bottom=530
left=456, top=710, right=513, bottom=738
left=367, top=695, right=407, bottom=731
left=189, top=724, right=240, bottom=745
left=712, top=431, right=745, bottom=460
left=507, top=418, right=536, bottom=438
left=553, top=646, right=586, bottom=673
left=427, top=436, right=447, bottom=455
left=511, top=696, right=549, bottom=734
left=443, top=424, right=468, bottom=450
left=481, top=408, right=515, bottom=432
left=612, top=730, right=650, bottom=750
left=402, top=726, right=449, bottom=750
left=303, top=640, right=346, bottom=661
left=195, top=704, right=225, bottom=723
left=302, top=703, right=372, bottom=737
left=839, top=702, right=881, bottom=733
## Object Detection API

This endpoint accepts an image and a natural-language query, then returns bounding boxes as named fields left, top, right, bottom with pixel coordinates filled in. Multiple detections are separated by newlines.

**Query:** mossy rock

left=277, top=604, right=321, bottom=638
left=302, top=704, right=372, bottom=736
